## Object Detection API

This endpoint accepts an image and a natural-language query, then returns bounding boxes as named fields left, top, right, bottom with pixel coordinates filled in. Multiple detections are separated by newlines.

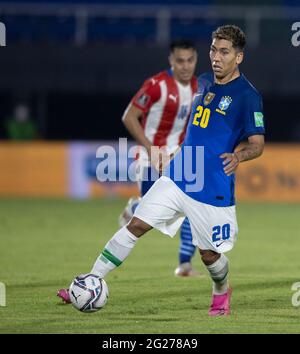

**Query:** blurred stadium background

left=0, top=0, right=300, bottom=334
left=0, top=0, right=299, bottom=199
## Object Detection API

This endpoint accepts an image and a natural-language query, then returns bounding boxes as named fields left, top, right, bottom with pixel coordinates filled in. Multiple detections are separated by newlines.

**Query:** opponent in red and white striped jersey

left=131, top=69, right=198, bottom=153
left=122, top=40, right=198, bottom=170
left=120, top=40, right=200, bottom=278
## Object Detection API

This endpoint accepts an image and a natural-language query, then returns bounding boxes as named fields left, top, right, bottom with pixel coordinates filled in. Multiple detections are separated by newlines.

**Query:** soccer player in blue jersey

left=63, top=25, right=265, bottom=316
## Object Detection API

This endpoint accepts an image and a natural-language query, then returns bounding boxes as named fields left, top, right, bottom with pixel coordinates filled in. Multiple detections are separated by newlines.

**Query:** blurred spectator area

left=0, top=1, right=299, bottom=142
left=1, top=1, right=300, bottom=46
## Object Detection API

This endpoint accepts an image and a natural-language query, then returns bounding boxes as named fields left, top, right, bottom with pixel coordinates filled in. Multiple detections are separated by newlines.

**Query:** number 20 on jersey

left=192, top=105, right=211, bottom=128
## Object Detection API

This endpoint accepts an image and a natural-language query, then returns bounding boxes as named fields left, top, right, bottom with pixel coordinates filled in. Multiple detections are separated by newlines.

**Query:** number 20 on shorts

left=192, top=105, right=211, bottom=128
left=212, top=224, right=230, bottom=242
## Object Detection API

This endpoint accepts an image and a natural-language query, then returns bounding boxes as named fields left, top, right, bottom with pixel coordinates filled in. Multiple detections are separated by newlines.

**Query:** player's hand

left=220, top=152, right=240, bottom=176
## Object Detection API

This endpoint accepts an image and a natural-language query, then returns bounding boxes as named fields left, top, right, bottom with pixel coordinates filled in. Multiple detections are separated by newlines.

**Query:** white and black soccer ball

left=69, top=274, right=109, bottom=313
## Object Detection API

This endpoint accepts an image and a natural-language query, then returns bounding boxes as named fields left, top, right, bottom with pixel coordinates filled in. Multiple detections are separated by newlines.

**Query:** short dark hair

left=212, top=25, right=246, bottom=51
left=170, top=39, right=196, bottom=53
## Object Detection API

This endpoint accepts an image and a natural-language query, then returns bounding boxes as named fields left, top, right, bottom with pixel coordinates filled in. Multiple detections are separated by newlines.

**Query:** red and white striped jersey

left=131, top=70, right=198, bottom=154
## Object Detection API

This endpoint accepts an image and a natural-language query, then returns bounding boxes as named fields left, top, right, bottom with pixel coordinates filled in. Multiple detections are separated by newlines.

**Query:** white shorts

left=134, top=176, right=238, bottom=253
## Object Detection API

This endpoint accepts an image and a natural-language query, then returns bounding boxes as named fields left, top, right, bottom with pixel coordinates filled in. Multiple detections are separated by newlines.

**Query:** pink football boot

left=57, top=288, right=71, bottom=304
left=208, top=287, right=232, bottom=316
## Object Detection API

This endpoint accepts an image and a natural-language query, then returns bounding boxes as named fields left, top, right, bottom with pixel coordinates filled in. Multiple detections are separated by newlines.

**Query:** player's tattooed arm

left=220, top=135, right=265, bottom=176
left=236, top=135, right=265, bottom=163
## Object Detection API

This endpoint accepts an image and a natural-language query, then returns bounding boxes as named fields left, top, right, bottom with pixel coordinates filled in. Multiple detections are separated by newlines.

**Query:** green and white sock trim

left=101, top=248, right=123, bottom=267
left=91, top=226, right=139, bottom=278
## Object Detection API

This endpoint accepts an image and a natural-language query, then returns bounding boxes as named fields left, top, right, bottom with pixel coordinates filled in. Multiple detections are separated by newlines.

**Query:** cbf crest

left=218, top=96, right=232, bottom=111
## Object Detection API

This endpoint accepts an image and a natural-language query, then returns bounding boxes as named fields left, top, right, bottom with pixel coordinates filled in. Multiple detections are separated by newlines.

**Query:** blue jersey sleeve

left=242, top=91, right=265, bottom=138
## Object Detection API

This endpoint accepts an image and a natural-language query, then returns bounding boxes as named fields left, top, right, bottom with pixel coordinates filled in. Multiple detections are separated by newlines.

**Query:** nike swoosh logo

left=216, top=241, right=225, bottom=248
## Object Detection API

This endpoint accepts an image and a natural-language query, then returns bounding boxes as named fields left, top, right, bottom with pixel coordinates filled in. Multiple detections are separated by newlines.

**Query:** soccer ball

left=69, top=274, right=109, bottom=312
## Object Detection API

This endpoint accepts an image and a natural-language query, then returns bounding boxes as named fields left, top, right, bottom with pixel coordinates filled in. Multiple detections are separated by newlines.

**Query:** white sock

left=206, top=254, right=229, bottom=295
left=91, top=226, right=139, bottom=278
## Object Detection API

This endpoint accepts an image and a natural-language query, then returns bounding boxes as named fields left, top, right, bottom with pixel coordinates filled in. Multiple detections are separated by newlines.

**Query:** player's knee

left=127, top=217, right=152, bottom=238
left=199, top=249, right=220, bottom=266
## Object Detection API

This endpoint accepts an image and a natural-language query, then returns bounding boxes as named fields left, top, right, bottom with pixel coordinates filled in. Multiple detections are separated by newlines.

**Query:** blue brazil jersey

left=165, top=72, right=265, bottom=207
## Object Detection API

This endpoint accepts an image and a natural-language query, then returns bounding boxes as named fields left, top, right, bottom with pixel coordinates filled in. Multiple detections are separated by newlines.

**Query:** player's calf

left=199, top=249, right=221, bottom=266
left=127, top=217, right=153, bottom=237
left=201, top=251, right=229, bottom=294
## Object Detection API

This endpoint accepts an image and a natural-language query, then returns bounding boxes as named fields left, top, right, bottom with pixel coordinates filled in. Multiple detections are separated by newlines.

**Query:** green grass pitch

left=0, top=199, right=299, bottom=334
